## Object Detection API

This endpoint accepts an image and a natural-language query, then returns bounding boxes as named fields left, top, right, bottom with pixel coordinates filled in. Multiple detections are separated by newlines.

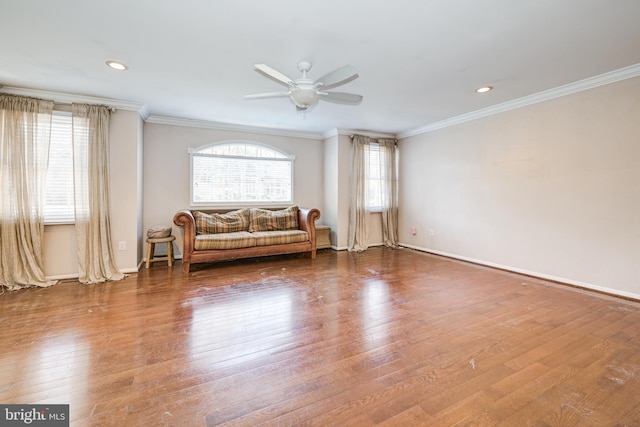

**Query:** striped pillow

left=248, top=206, right=299, bottom=232
left=194, top=209, right=250, bottom=235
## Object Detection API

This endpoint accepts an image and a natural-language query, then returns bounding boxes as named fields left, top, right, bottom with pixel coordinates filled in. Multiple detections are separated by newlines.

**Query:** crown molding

left=322, top=128, right=341, bottom=139
left=0, top=86, right=146, bottom=113
left=399, top=62, right=640, bottom=138
left=145, top=115, right=325, bottom=140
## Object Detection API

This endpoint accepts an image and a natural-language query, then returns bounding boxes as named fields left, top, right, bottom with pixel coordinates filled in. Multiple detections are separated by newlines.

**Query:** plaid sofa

left=173, top=206, right=321, bottom=273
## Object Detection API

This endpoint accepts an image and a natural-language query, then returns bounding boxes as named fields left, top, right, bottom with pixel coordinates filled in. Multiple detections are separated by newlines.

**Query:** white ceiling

left=1, top=0, right=640, bottom=136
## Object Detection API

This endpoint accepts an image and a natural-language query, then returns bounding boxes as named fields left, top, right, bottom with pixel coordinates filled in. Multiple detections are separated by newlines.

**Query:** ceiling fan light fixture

left=290, top=88, right=319, bottom=109
left=245, top=61, right=362, bottom=111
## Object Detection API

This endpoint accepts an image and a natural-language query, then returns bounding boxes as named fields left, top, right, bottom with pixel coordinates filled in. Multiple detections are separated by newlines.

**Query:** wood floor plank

left=2, top=247, right=640, bottom=426
left=375, top=404, right=436, bottom=426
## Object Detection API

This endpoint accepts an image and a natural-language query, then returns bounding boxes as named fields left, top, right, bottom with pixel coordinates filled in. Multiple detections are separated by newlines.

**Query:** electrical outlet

left=411, top=226, right=417, bottom=235
left=118, top=241, right=126, bottom=251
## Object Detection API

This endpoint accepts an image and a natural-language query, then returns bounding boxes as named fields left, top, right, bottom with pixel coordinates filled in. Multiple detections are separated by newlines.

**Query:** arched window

left=189, top=141, right=294, bottom=206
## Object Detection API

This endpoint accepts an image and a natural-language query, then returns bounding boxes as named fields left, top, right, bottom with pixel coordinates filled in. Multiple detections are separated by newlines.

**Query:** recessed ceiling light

left=106, top=60, right=128, bottom=71
left=476, top=85, right=493, bottom=93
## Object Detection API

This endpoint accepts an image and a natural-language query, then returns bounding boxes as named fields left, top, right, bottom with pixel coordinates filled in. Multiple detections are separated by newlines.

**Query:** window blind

left=367, top=143, right=382, bottom=210
left=191, top=142, right=293, bottom=205
left=44, top=112, right=74, bottom=223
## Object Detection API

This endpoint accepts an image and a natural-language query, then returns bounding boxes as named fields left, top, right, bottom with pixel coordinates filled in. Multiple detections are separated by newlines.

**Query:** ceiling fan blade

left=314, top=65, right=359, bottom=90
left=243, top=91, right=290, bottom=100
left=254, top=64, right=294, bottom=87
left=320, top=91, right=363, bottom=104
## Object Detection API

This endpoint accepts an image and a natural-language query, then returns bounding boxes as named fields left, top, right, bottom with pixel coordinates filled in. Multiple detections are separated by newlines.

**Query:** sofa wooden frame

left=173, top=207, right=320, bottom=273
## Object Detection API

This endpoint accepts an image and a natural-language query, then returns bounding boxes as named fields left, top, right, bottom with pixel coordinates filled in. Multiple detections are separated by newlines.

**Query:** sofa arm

left=173, top=209, right=196, bottom=272
left=298, top=208, right=321, bottom=248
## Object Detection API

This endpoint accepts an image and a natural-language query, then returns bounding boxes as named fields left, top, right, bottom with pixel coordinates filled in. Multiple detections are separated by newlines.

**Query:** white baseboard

left=328, top=242, right=384, bottom=251
left=400, top=243, right=640, bottom=301
left=129, top=264, right=143, bottom=273
left=46, top=265, right=142, bottom=281
left=45, top=273, right=79, bottom=281
left=142, top=255, right=183, bottom=262
left=45, top=244, right=637, bottom=300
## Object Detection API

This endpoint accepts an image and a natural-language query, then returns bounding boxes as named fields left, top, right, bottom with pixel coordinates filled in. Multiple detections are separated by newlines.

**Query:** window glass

left=45, top=112, right=74, bottom=223
left=191, top=142, right=293, bottom=205
left=367, top=144, right=382, bottom=209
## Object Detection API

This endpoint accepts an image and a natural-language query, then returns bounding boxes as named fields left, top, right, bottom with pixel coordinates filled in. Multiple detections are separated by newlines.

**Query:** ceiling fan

left=244, top=61, right=363, bottom=111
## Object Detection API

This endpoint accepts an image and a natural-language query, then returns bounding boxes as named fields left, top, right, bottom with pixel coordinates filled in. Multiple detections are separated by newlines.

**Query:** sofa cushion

left=194, top=231, right=256, bottom=250
left=249, top=206, right=299, bottom=232
left=252, top=230, right=309, bottom=246
left=194, top=209, right=250, bottom=235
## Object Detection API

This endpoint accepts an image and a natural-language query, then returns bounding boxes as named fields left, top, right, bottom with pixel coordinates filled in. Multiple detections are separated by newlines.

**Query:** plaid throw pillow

left=248, top=206, right=299, bottom=232
left=193, top=209, right=250, bottom=235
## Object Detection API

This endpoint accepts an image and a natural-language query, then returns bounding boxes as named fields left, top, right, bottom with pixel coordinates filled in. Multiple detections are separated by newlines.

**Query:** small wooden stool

left=145, top=235, right=175, bottom=268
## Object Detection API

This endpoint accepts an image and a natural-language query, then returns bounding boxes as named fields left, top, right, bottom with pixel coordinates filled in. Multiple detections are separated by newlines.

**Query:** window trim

left=189, top=140, right=295, bottom=208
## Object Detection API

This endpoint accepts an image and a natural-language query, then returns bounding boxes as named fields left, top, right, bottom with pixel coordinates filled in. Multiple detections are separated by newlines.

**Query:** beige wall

left=143, top=122, right=325, bottom=258
left=322, top=133, right=354, bottom=249
left=43, top=224, right=77, bottom=278
left=399, top=76, right=640, bottom=298
left=109, top=110, right=144, bottom=272
left=43, top=109, right=143, bottom=278
left=322, top=134, right=340, bottom=247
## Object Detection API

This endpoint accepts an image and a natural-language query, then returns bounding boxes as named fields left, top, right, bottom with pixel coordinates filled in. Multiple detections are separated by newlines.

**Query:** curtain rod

left=54, top=101, right=116, bottom=112
left=349, top=134, right=398, bottom=143
left=0, top=93, right=116, bottom=113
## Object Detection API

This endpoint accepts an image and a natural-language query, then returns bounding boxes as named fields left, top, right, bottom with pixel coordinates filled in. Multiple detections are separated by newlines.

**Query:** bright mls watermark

left=1, top=405, right=69, bottom=426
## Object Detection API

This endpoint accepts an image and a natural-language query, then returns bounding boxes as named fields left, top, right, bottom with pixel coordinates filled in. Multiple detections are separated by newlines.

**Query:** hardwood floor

left=2, top=247, right=640, bottom=426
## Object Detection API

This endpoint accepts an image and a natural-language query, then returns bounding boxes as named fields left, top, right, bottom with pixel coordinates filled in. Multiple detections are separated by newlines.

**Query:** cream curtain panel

left=378, top=138, right=399, bottom=247
left=347, top=135, right=371, bottom=252
left=0, top=95, right=56, bottom=290
left=72, top=104, right=124, bottom=284
left=348, top=135, right=399, bottom=252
